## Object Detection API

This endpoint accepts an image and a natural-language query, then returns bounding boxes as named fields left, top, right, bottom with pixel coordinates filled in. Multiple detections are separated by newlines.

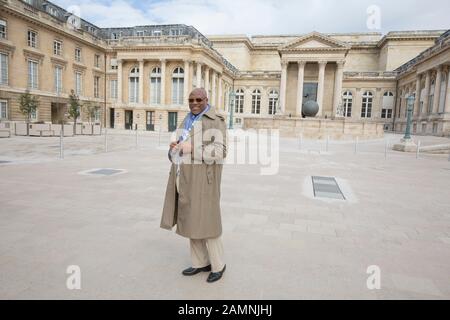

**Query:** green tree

left=19, top=90, right=39, bottom=136
left=68, top=89, right=82, bottom=135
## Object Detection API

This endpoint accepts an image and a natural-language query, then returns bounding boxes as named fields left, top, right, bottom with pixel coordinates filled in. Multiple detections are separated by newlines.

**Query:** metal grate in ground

left=311, top=176, right=346, bottom=200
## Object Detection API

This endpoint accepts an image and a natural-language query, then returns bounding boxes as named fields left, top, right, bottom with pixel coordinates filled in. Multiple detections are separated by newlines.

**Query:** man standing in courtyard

left=160, top=88, right=227, bottom=283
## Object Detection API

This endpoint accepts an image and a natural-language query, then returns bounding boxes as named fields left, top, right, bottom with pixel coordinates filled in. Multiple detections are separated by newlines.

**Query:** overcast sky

left=52, top=0, right=450, bottom=36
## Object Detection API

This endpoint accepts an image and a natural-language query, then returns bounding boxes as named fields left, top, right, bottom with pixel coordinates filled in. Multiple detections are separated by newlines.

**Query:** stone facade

left=0, top=0, right=449, bottom=136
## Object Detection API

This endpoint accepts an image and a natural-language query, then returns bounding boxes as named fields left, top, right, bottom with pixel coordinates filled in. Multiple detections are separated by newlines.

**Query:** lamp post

left=228, top=91, right=235, bottom=129
left=393, top=94, right=417, bottom=152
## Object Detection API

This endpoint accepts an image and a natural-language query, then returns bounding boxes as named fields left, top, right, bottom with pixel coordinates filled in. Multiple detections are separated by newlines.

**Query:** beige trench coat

left=160, top=106, right=227, bottom=239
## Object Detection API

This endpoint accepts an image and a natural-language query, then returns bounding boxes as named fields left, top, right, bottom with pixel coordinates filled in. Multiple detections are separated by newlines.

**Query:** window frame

left=235, top=89, right=244, bottom=113
left=361, top=91, right=373, bottom=118
left=171, top=67, right=184, bottom=105
left=27, top=30, right=38, bottom=48
left=0, top=99, right=7, bottom=119
left=53, top=39, right=62, bottom=56
left=0, top=52, right=8, bottom=85
left=0, top=19, right=6, bottom=39
left=27, top=59, right=38, bottom=89
left=268, top=90, right=278, bottom=115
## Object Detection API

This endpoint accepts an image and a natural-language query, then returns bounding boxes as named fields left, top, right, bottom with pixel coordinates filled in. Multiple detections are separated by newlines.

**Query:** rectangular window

left=75, top=47, right=82, bottom=62
left=381, top=109, right=392, bottom=119
left=0, top=100, right=7, bottom=119
left=150, top=77, right=161, bottom=104
left=110, top=58, right=118, bottom=70
left=110, top=79, right=118, bottom=99
left=30, top=106, right=37, bottom=121
left=94, top=76, right=100, bottom=98
left=94, top=54, right=100, bottom=68
left=28, top=30, right=37, bottom=48
left=28, top=60, right=38, bottom=89
left=129, top=78, right=139, bottom=103
left=136, top=30, right=144, bottom=37
left=0, top=53, right=8, bottom=85
left=54, top=65, right=62, bottom=93
left=75, top=72, right=82, bottom=96
left=0, top=19, right=6, bottom=39
left=53, top=40, right=62, bottom=56
left=94, top=108, right=100, bottom=122
left=153, top=30, right=161, bottom=36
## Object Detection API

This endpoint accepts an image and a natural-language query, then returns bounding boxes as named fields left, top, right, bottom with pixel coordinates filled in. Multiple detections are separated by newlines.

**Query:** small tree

left=19, top=90, right=39, bottom=136
left=68, top=89, right=82, bottom=135
left=84, top=102, right=99, bottom=135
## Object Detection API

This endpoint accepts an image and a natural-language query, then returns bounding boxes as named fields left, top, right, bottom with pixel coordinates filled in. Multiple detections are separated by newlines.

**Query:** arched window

left=235, top=89, right=244, bottom=113
left=129, top=67, right=139, bottom=103
left=251, top=89, right=261, bottom=114
left=361, top=91, right=373, bottom=118
left=342, top=91, right=352, bottom=117
left=381, top=91, right=394, bottom=119
left=150, top=67, right=161, bottom=104
left=172, top=67, right=184, bottom=105
left=268, top=90, right=278, bottom=115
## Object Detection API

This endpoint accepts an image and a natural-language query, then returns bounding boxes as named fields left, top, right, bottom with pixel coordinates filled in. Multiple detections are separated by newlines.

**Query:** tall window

left=75, top=47, right=82, bottom=62
left=53, top=40, right=62, bottom=56
left=150, top=67, right=161, bottom=104
left=0, top=53, right=8, bottom=85
left=428, top=80, right=435, bottom=114
left=75, top=72, right=82, bottom=96
left=129, top=67, right=139, bottom=103
left=0, top=100, right=7, bottom=119
left=28, top=30, right=37, bottom=48
left=172, top=67, right=184, bottom=105
left=381, top=91, right=394, bottom=119
left=110, top=79, right=118, bottom=99
left=268, top=90, right=278, bottom=115
left=439, top=73, right=447, bottom=113
left=94, top=54, right=100, bottom=68
left=235, top=89, right=244, bottom=113
left=94, top=76, right=100, bottom=98
left=94, top=108, right=100, bottom=122
left=0, top=19, right=6, bottom=39
left=28, top=60, right=38, bottom=89
left=361, top=91, right=373, bottom=118
left=54, top=66, right=62, bottom=94
left=251, top=89, right=261, bottom=114
left=342, top=91, right=352, bottom=117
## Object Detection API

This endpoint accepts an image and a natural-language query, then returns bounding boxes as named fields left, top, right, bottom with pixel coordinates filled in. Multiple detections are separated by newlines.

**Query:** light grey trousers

left=190, top=237, right=225, bottom=273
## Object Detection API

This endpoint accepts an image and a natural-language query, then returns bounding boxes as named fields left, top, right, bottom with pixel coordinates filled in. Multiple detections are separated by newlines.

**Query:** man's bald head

left=188, top=88, right=209, bottom=115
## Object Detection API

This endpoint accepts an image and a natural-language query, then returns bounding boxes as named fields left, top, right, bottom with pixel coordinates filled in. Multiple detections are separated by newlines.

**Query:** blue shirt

left=178, top=104, right=211, bottom=143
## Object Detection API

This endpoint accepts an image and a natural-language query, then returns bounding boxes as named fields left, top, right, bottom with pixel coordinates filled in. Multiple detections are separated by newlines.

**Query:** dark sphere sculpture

left=302, top=100, right=319, bottom=117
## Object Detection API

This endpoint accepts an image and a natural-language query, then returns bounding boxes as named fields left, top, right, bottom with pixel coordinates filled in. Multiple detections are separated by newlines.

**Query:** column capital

left=160, top=58, right=167, bottom=63
left=318, top=60, right=328, bottom=67
left=297, top=60, right=306, bottom=68
left=281, top=60, right=289, bottom=68
left=137, top=59, right=144, bottom=63
left=336, top=60, right=345, bottom=68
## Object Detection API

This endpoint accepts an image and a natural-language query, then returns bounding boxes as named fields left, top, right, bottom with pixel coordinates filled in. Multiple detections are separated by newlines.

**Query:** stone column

left=414, top=74, right=422, bottom=117
left=279, top=61, right=288, bottom=114
left=160, top=58, right=166, bottom=106
left=184, top=60, right=190, bottom=105
left=433, top=66, right=442, bottom=114
left=117, top=59, right=123, bottom=103
left=317, top=61, right=327, bottom=117
left=138, top=59, right=144, bottom=104
left=333, top=61, right=344, bottom=117
left=189, top=61, right=194, bottom=91
left=211, top=71, right=217, bottom=107
left=218, top=74, right=223, bottom=110
left=296, top=61, right=306, bottom=117
left=196, top=62, right=202, bottom=88
left=204, top=66, right=210, bottom=97
left=445, top=69, right=450, bottom=114
left=422, top=71, right=431, bottom=115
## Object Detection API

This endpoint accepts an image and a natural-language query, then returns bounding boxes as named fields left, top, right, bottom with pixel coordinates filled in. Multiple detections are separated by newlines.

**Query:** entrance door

left=168, top=112, right=178, bottom=132
left=110, top=108, right=115, bottom=128
left=146, top=111, right=155, bottom=131
left=125, top=110, right=133, bottom=130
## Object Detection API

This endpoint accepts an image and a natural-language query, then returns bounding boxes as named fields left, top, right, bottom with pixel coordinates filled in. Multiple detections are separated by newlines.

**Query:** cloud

left=51, top=0, right=450, bottom=35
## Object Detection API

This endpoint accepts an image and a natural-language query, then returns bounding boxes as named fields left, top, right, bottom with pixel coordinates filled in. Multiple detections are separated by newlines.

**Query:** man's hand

left=169, top=141, right=178, bottom=151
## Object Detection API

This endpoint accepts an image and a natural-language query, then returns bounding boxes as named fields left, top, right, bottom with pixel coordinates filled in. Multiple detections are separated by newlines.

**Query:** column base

left=392, top=138, right=417, bottom=152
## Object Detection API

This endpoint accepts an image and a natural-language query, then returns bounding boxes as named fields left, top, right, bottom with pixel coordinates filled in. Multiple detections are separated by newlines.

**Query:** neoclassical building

left=1, top=0, right=449, bottom=136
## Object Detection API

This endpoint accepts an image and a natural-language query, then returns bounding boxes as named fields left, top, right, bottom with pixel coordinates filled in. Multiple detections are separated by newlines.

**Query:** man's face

left=188, top=91, right=208, bottom=115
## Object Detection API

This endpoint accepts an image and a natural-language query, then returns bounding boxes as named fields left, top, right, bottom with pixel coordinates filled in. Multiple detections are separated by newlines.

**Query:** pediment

left=280, top=32, right=349, bottom=51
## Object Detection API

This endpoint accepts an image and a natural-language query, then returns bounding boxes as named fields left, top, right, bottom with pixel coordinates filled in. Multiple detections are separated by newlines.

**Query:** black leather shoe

left=207, top=265, right=226, bottom=283
left=182, top=265, right=211, bottom=276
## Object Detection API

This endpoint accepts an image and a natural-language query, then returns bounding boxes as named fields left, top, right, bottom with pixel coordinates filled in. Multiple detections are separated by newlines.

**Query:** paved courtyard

left=0, top=130, right=450, bottom=299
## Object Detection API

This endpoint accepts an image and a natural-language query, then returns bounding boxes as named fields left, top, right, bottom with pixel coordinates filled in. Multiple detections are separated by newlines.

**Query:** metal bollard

left=384, top=139, right=388, bottom=160
left=59, top=127, right=64, bottom=159
left=416, top=140, right=421, bottom=159
left=354, top=136, right=358, bottom=154
left=326, top=135, right=329, bottom=153
left=135, top=127, right=138, bottom=149
left=104, top=127, right=108, bottom=153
